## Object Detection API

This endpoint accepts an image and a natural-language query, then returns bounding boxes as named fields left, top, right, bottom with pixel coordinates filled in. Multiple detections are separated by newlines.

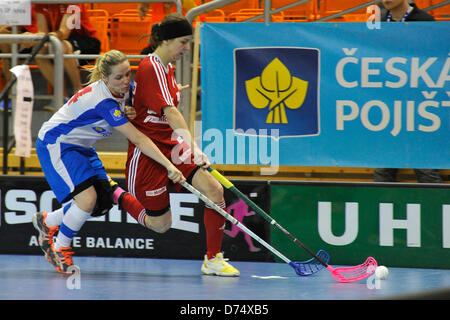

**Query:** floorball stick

left=207, top=167, right=329, bottom=274
left=205, top=167, right=378, bottom=283
left=180, top=181, right=329, bottom=277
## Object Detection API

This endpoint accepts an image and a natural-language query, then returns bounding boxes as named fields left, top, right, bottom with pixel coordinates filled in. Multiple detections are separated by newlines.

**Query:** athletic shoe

left=47, top=243, right=74, bottom=274
left=201, top=252, right=240, bottom=277
left=32, top=212, right=59, bottom=256
left=0, top=99, right=12, bottom=111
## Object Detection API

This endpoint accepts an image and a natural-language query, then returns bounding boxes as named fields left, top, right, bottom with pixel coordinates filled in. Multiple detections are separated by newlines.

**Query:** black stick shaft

left=207, top=166, right=329, bottom=267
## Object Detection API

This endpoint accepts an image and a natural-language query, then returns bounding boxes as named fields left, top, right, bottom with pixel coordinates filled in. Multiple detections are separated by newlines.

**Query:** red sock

left=119, top=193, right=147, bottom=227
left=204, top=200, right=226, bottom=259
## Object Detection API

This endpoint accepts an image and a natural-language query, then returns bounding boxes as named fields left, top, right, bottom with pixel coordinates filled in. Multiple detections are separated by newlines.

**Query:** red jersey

left=130, top=54, right=180, bottom=148
left=34, top=4, right=96, bottom=38
left=126, top=54, right=196, bottom=211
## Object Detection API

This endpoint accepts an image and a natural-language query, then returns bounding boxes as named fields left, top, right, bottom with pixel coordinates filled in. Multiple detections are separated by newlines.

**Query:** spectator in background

left=33, top=4, right=100, bottom=107
left=380, top=0, right=434, bottom=21
left=138, top=0, right=199, bottom=54
left=374, top=0, right=440, bottom=183
left=138, top=0, right=198, bottom=22
left=0, top=5, right=38, bottom=109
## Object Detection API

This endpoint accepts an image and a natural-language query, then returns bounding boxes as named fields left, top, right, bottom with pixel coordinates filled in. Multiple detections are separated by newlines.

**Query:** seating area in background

left=0, top=1, right=447, bottom=58
left=1, top=1, right=448, bottom=182
left=1, top=0, right=448, bottom=105
left=109, top=10, right=152, bottom=54
left=81, top=0, right=448, bottom=54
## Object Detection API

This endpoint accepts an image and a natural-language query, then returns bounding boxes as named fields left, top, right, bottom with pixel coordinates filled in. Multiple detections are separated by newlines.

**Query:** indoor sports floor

left=0, top=254, right=449, bottom=300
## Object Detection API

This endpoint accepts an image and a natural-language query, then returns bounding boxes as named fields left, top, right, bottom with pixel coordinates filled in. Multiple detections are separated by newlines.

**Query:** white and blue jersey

left=36, top=80, right=131, bottom=203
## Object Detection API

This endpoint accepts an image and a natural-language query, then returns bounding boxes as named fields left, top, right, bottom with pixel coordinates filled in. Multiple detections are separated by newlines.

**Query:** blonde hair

left=86, top=50, right=128, bottom=85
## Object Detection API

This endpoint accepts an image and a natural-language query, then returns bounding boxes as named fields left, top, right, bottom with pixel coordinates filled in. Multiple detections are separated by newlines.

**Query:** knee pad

left=145, top=206, right=170, bottom=217
left=91, top=179, right=114, bottom=217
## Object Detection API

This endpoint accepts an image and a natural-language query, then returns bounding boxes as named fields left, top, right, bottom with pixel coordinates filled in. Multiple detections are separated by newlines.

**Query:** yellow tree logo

left=245, top=58, right=308, bottom=124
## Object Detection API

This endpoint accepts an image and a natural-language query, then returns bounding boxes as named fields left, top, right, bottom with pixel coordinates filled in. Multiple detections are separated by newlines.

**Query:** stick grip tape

left=208, top=168, right=234, bottom=189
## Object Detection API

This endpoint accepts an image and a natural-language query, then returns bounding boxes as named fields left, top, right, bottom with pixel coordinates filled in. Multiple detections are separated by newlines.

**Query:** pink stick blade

left=326, top=257, right=378, bottom=283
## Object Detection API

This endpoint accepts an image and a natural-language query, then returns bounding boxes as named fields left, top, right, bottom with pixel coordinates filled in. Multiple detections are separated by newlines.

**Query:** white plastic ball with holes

left=375, top=266, right=389, bottom=280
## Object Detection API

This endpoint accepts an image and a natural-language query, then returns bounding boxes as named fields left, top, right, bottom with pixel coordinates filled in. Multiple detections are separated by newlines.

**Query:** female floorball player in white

left=33, top=50, right=184, bottom=273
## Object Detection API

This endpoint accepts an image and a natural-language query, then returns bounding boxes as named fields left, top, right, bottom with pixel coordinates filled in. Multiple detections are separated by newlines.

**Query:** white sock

left=45, top=202, right=72, bottom=227
left=54, top=203, right=91, bottom=250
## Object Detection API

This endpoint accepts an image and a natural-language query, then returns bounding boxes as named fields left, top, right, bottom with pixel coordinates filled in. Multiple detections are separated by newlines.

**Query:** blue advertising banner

left=200, top=22, right=450, bottom=169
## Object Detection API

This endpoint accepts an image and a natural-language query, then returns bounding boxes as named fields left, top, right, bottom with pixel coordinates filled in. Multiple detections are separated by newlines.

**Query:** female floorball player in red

left=125, top=13, right=240, bottom=276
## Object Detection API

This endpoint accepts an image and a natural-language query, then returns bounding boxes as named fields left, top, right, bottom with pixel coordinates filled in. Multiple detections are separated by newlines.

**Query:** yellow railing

left=1, top=148, right=448, bottom=183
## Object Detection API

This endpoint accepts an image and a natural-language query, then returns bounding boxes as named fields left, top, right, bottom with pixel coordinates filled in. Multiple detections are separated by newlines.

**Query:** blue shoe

left=0, top=99, right=12, bottom=111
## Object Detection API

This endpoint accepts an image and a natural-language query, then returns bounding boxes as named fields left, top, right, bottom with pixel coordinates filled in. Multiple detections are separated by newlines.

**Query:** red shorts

left=125, top=142, right=198, bottom=213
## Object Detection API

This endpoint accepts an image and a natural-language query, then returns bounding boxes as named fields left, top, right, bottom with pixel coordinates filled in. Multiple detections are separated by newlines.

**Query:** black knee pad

left=145, top=206, right=170, bottom=217
left=91, top=179, right=114, bottom=217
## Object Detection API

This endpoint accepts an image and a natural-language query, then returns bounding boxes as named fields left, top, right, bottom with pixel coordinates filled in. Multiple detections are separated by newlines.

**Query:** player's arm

left=163, top=105, right=210, bottom=168
left=114, top=121, right=185, bottom=183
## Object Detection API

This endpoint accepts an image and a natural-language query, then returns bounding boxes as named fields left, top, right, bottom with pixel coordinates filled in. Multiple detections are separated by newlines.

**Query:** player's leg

left=191, top=168, right=240, bottom=277
left=48, top=185, right=96, bottom=272
left=143, top=209, right=172, bottom=233
left=122, top=147, right=173, bottom=232
left=35, top=140, right=99, bottom=273
left=192, top=168, right=225, bottom=258
left=48, top=151, right=118, bottom=273
left=32, top=202, right=71, bottom=255
left=111, top=177, right=173, bottom=233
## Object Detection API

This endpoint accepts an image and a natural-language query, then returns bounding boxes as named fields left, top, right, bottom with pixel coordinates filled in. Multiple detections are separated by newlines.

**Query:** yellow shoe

left=201, top=253, right=240, bottom=277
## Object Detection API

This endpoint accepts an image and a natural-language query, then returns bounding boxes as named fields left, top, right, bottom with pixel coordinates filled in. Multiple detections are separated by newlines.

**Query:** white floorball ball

left=375, top=266, right=389, bottom=280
